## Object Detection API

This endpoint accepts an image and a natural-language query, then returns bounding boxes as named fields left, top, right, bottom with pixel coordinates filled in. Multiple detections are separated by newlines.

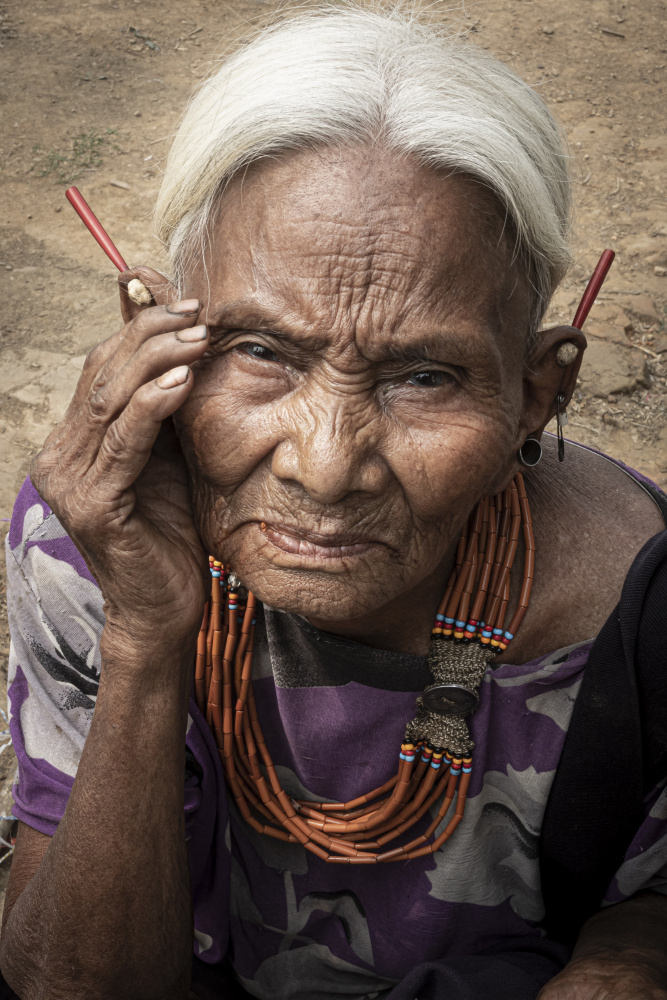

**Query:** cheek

left=176, top=363, right=283, bottom=494
left=384, top=401, right=519, bottom=526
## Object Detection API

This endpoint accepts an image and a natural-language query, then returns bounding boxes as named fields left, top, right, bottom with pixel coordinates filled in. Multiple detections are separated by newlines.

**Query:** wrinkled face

left=176, top=146, right=532, bottom=623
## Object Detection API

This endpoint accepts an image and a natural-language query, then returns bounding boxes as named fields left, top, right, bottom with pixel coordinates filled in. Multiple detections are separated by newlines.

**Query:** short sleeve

left=604, top=781, right=667, bottom=904
left=6, top=478, right=104, bottom=835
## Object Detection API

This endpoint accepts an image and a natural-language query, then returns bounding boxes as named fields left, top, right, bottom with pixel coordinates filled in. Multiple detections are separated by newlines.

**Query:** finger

left=67, top=324, right=208, bottom=473
left=32, top=318, right=207, bottom=502
left=89, top=299, right=203, bottom=396
left=67, top=299, right=202, bottom=412
left=91, top=323, right=208, bottom=419
left=83, top=366, right=194, bottom=510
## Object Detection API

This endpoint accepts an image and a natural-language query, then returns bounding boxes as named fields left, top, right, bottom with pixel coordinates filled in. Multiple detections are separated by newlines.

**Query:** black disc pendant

left=422, top=682, right=479, bottom=717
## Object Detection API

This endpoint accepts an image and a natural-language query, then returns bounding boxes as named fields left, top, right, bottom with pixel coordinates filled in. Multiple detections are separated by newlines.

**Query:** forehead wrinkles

left=274, top=213, right=437, bottom=347
left=207, top=147, right=528, bottom=361
left=260, top=222, right=511, bottom=370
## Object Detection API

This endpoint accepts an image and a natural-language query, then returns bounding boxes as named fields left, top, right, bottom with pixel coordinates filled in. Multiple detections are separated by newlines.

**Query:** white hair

left=154, top=3, right=571, bottom=333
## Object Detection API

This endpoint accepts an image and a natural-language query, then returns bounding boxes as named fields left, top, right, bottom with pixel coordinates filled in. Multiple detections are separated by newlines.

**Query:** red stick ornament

left=571, top=249, right=615, bottom=329
left=65, top=186, right=151, bottom=305
left=65, top=184, right=615, bottom=327
left=66, top=186, right=129, bottom=271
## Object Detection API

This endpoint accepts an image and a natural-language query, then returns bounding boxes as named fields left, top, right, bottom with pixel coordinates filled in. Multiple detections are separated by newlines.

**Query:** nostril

left=270, top=412, right=389, bottom=504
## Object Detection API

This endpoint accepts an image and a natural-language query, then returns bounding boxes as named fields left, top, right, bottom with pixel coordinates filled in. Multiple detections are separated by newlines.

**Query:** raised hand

left=30, top=285, right=210, bottom=652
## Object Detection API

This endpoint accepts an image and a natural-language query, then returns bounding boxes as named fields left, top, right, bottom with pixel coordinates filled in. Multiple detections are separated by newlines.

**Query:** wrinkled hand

left=31, top=294, right=210, bottom=654
left=537, top=953, right=667, bottom=1000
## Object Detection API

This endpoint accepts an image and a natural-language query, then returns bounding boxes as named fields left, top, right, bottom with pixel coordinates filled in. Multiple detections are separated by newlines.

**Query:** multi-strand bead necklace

left=194, top=472, right=534, bottom=864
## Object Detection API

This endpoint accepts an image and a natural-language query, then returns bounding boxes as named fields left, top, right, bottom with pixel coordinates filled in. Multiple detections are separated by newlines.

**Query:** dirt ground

left=0, top=0, right=666, bottom=894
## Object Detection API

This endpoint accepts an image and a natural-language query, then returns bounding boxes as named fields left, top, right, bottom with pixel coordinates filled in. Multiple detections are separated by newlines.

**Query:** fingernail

left=176, top=324, right=207, bottom=343
left=156, top=366, right=190, bottom=389
left=167, top=299, right=200, bottom=315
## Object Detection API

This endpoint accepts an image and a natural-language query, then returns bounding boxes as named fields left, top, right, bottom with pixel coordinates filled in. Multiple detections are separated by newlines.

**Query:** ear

left=519, top=325, right=587, bottom=441
left=118, top=266, right=178, bottom=324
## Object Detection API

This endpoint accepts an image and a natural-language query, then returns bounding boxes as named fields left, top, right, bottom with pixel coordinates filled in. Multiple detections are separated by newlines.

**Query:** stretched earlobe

left=118, top=266, right=173, bottom=323
left=556, top=342, right=579, bottom=368
left=518, top=436, right=543, bottom=467
left=127, top=278, right=152, bottom=306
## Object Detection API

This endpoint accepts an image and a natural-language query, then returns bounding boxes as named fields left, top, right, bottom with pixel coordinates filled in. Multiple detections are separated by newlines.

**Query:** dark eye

left=406, top=370, right=450, bottom=388
left=239, top=342, right=279, bottom=363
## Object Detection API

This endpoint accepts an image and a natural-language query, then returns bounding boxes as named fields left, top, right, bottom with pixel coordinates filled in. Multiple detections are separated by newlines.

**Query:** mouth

left=256, top=520, right=383, bottom=561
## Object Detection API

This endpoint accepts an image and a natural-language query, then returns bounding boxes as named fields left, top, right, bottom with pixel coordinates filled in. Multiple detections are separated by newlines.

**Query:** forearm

left=538, top=892, right=667, bottom=998
left=0, top=633, right=195, bottom=1000
left=571, top=891, right=667, bottom=983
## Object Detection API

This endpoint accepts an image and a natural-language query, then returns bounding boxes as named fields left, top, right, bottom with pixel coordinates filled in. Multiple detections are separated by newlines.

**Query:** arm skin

left=538, top=891, right=667, bottom=999
left=0, top=634, right=195, bottom=1000
left=0, top=284, right=213, bottom=997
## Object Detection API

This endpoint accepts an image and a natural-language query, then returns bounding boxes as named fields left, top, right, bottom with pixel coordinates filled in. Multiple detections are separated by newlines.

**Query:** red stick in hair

left=571, top=249, right=615, bottom=329
left=65, top=183, right=614, bottom=327
left=65, top=186, right=128, bottom=272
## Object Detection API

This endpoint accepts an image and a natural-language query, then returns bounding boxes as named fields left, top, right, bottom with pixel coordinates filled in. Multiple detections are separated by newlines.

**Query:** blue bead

left=455, top=620, right=466, bottom=629
left=436, top=614, right=445, bottom=622
left=444, top=617, right=455, bottom=625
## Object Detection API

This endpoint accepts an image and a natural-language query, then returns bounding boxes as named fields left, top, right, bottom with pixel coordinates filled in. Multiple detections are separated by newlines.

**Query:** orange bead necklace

left=194, top=473, right=534, bottom=863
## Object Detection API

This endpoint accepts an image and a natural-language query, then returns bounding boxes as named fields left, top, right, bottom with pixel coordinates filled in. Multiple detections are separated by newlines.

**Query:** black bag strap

left=540, top=529, right=667, bottom=946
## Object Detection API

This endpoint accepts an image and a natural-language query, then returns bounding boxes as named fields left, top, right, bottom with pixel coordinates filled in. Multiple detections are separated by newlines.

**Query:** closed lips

left=258, top=521, right=382, bottom=558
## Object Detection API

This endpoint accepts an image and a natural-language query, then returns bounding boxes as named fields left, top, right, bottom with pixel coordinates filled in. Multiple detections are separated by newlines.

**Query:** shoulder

left=6, top=481, right=103, bottom=833
left=508, top=437, right=666, bottom=663
left=534, top=435, right=666, bottom=553
left=7, top=477, right=103, bottom=727
left=7, top=476, right=100, bottom=599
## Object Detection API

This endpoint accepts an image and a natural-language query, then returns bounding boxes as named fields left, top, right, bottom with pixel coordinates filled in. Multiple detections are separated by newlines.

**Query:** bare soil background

left=0, top=0, right=666, bottom=896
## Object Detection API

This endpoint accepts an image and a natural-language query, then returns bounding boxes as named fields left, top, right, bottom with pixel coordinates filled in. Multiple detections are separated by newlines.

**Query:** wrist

left=102, top=589, right=205, bottom=653
left=100, top=622, right=196, bottom=691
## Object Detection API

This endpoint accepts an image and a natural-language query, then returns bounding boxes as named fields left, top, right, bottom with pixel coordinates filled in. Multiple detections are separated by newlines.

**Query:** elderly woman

left=2, top=7, right=667, bottom=1000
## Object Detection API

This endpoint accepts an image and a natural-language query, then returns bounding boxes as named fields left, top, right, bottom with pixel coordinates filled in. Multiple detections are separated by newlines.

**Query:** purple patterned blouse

left=6, top=474, right=667, bottom=999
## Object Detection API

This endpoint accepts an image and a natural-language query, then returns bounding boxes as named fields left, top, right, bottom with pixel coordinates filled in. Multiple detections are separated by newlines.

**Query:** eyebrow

left=206, top=300, right=330, bottom=351
left=206, top=299, right=499, bottom=368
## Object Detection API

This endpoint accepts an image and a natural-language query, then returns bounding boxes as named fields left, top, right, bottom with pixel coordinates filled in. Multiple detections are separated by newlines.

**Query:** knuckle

left=30, top=428, right=67, bottom=484
left=132, top=381, right=159, bottom=411
left=31, top=423, right=75, bottom=474
left=83, top=340, right=109, bottom=374
left=101, top=419, right=130, bottom=462
left=129, top=307, right=155, bottom=339
left=88, top=388, right=112, bottom=420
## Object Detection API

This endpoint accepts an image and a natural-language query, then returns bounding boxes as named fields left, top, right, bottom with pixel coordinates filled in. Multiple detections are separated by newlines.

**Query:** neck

left=307, top=555, right=453, bottom=656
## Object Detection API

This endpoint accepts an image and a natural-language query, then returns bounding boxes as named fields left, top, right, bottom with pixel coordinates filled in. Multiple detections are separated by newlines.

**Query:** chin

left=238, top=567, right=392, bottom=622
left=211, top=531, right=401, bottom=623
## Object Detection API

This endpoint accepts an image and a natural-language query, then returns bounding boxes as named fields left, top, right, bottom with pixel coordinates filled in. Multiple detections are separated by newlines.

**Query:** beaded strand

left=194, top=473, right=534, bottom=863
left=434, top=476, right=534, bottom=655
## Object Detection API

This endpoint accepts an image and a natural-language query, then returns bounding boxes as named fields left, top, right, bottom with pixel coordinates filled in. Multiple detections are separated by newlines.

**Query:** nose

left=270, top=390, right=390, bottom=505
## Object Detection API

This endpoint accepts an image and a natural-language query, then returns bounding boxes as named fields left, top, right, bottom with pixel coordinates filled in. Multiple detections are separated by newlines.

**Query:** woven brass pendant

left=404, top=640, right=494, bottom=758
